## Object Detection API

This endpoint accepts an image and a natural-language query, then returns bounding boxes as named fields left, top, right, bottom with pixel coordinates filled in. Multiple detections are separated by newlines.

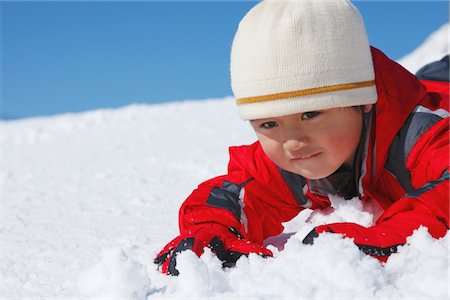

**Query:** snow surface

left=2, top=24, right=449, bottom=299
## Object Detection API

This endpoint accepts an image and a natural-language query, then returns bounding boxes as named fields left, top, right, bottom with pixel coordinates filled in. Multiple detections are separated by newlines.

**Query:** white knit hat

left=231, top=0, right=378, bottom=120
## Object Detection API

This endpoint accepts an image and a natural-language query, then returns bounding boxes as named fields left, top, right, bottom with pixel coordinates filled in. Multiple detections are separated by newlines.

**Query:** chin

left=301, top=173, right=329, bottom=180
left=292, top=168, right=335, bottom=180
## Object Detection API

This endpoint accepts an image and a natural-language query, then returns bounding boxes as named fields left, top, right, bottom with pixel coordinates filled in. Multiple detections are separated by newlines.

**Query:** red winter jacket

left=178, top=48, right=449, bottom=260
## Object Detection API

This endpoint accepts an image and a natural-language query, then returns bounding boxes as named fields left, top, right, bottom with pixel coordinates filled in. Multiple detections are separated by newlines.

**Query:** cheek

left=320, top=123, right=361, bottom=154
left=331, top=130, right=357, bottom=148
left=256, top=134, right=285, bottom=162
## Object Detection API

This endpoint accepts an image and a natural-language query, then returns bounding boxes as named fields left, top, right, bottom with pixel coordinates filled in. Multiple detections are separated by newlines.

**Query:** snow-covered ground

left=1, top=23, right=449, bottom=299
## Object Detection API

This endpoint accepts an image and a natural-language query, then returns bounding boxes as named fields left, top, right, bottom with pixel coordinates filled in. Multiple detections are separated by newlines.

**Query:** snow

left=397, top=23, right=449, bottom=74
left=2, top=25, right=449, bottom=300
left=76, top=249, right=151, bottom=298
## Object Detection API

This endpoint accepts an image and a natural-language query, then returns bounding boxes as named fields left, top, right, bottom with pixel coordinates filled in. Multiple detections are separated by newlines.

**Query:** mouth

left=290, top=152, right=320, bottom=160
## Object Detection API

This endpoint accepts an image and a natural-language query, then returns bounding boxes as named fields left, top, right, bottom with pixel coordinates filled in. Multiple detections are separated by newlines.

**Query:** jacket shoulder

left=227, top=141, right=274, bottom=179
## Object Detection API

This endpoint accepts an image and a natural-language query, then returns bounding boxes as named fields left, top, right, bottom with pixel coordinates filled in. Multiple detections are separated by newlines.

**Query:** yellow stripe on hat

left=236, top=80, right=375, bottom=105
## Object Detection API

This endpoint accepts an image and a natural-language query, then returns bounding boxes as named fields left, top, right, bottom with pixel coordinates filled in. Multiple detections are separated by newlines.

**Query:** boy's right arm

left=154, top=142, right=303, bottom=275
left=154, top=173, right=273, bottom=275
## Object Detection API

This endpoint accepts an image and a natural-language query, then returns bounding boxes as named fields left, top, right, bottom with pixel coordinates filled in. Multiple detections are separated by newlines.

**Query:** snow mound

left=76, top=248, right=151, bottom=299
left=397, top=23, right=449, bottom=73
left=75, top=203, right=449, bottom=300
left=162, top=224, right=449, bottom=299
left=384, top=227, right=450, bottom=299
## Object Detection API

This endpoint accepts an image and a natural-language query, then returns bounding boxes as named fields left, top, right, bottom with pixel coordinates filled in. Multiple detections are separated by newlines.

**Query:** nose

left=283, top=135, right=309, bottom=152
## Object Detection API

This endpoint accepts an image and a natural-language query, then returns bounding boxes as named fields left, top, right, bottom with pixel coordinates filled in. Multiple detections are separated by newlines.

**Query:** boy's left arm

left=304, top=118, right=449, bottom=261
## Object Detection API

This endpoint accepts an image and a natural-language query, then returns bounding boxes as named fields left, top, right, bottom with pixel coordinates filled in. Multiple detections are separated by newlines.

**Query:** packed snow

left=1, top=24, right=449, bottom=299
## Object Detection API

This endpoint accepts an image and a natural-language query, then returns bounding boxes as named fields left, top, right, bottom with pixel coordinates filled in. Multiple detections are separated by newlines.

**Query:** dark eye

left=260, top=121, right=278, bottom=129
left=302, top=111, right=320, bottom=120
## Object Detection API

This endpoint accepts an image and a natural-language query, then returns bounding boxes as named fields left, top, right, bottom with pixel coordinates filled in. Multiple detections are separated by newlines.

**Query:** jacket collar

left=369, top=47, right=427, bottom=185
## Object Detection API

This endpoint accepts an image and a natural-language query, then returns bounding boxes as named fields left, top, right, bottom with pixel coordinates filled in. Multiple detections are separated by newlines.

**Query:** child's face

left=250, top=105, right=372, bottom=180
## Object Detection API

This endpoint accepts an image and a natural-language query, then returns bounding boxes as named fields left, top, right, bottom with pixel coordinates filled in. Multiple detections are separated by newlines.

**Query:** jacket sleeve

left=311, top=117, right=449, bottom=260
left=178, top=143, right=302, bottom=246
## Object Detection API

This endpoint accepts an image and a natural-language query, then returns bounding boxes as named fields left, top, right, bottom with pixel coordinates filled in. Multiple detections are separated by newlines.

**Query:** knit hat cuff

left=238, top=85, right=378, bottom=120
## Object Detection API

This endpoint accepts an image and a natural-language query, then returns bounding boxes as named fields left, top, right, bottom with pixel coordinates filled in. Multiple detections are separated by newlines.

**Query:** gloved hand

left=154, top=223, right=273, bottom=275
left=302, top=222, right=403, bottom=261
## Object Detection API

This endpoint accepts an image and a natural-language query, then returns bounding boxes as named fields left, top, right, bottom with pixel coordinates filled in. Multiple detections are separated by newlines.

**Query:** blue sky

left=1, top=1, right=448, bottom=120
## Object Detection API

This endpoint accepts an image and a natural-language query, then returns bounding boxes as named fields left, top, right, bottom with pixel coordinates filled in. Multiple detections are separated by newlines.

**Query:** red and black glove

left=302, top=222, right=404, bottom=262
left=154, top=223, right=273, bottom=275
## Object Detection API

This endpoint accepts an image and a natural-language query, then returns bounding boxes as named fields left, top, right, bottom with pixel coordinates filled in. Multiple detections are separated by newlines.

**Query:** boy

left=154, top=0, right=449, bottom=275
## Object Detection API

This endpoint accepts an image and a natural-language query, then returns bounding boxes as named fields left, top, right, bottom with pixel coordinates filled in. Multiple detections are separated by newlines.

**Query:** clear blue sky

left=1, top=1, right=448, bottom=120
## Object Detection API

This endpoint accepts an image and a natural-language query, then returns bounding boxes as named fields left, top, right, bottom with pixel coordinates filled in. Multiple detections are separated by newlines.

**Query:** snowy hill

left=1, top=26, right=449, bottom=299
left=397, top=23, right=449, bottom=73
